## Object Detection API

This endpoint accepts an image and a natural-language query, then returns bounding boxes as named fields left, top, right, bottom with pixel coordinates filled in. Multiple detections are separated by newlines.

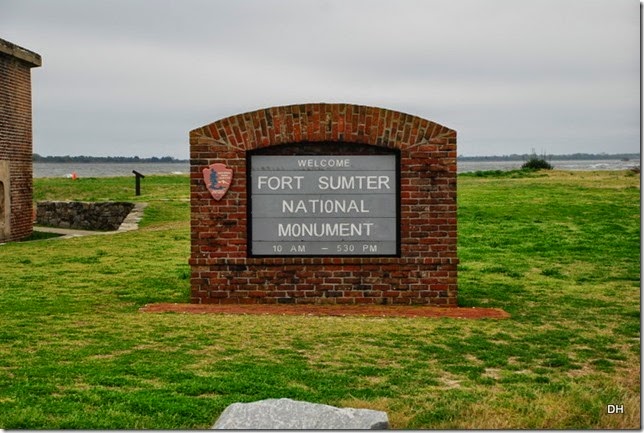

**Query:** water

left=457, top=159, right=639, bottom=173
left=34, top=162, right=189, bottom=178
left=33, top=159, right=639, bottom=178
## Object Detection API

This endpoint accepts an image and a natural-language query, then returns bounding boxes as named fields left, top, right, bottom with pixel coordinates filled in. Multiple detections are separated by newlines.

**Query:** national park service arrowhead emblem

left=203, top=163, right=233, bottom=201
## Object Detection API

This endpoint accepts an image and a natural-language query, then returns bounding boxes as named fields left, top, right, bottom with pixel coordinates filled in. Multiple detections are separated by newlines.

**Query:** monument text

left=249, top=155, right=399, bottom=256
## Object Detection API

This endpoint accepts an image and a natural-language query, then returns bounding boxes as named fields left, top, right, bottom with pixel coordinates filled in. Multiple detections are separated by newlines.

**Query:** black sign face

left=248, top=153, right=399, bottom=257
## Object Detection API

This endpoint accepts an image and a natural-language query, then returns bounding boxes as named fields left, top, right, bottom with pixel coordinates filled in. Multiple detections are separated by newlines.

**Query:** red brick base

left=190, top=103, right=457, bottom=306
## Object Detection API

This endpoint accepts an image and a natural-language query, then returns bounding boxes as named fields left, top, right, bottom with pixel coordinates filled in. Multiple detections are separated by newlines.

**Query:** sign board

left=249, top=154, right=399, bottom=256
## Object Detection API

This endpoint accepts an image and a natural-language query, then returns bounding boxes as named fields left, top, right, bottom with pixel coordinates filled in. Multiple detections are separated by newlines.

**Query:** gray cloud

left=2, top=0, right=639, bottom=158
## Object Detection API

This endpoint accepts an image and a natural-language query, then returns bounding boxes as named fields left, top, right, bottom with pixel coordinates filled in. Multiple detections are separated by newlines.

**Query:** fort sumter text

left=249, top=154, right=398, bottom=256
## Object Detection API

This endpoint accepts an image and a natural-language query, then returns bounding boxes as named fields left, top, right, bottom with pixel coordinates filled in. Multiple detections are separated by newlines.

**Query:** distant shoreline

left=33, top=159, right=639, bottom=178
left=457, top=153, right=640, bottom=162
left=33, top=154, right=188, bottom=163
left=33, top=153, right=639, bottom=164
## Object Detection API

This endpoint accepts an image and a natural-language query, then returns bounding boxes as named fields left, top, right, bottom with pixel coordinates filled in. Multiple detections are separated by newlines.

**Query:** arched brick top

left=190, top=103, right=455, bottom=152
left=189, top=103, right=458, bottom=306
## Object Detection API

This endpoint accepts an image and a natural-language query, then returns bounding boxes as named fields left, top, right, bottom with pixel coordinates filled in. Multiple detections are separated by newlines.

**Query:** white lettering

left=278, top=224, right=290, bottom=237
left=281, top=199, right=370, bottom=215
left=257, top=176, right=304, bottom=190
left=282, top=199, right=309, bottom=213
left=318, top=175, right=391, bottom=190
left=277, top=222, right=375, bottom=238
left=297, top=158, right=351, bottom=168
left=282, top=200, right=293, bottom=213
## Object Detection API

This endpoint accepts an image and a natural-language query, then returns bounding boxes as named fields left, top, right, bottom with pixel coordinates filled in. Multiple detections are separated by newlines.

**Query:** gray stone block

left=212, top=398, right=389, bottom=429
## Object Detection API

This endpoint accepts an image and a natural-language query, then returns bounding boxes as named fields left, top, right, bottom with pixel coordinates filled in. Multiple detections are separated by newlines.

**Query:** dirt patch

left=139, top=303, right=510, bottom=319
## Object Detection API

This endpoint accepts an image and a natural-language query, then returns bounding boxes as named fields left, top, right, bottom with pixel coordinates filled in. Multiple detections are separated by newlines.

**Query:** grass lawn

left=0, top=171, right=639, bottom=429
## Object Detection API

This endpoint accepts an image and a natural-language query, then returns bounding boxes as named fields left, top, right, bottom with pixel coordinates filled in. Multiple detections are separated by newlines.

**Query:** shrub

left=521, top=152, right=553, bottom=170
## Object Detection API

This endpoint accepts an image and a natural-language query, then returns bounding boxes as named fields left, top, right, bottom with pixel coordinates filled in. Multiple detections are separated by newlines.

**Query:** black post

left=132, top=170, right=145, bottom=196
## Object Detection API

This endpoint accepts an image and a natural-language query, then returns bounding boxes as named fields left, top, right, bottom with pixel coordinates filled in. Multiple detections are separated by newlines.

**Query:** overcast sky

left=2, top=0, right=640, bottom=158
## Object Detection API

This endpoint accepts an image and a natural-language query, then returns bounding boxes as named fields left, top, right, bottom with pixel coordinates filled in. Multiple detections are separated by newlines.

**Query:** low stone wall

left=36, top=201, right=135, bottom=231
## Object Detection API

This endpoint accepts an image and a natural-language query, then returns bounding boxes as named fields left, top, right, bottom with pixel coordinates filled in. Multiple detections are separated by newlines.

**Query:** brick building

left=190, top=103, right=458, bottom=306
left=0, top=38, right=41, bottom=242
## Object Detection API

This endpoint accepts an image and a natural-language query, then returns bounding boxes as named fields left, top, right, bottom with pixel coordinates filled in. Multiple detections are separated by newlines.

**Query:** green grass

left=33, top=175, right=189, bottom=227
left=1, top=171, right=639, bottom=429
left=21, top=230, right=64, bottom=241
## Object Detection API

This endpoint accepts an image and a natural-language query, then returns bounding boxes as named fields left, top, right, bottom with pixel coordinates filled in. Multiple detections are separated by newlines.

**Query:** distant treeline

left=33, top=154, right=188, bottom=163
left=458, top=153, right=640, bottom=162
left=33, top=152, right=640, bottom=163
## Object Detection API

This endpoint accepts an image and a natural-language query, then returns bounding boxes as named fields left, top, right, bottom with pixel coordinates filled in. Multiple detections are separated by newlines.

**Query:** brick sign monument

left=190, top=103, right=457, bottom=306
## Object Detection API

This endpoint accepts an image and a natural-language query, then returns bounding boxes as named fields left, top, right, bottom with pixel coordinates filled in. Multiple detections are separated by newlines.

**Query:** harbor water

left=33, top=159, right=639, bottom=178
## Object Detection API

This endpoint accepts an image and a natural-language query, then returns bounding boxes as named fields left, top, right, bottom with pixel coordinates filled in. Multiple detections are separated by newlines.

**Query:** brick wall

left=0, top=38, right=41, bottom=242
left=190, top=103, right=457, bottom=306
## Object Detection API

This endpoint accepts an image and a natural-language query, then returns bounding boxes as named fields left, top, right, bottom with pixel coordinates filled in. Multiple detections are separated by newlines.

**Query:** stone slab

left=212, top=398, right=389, bottom=430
